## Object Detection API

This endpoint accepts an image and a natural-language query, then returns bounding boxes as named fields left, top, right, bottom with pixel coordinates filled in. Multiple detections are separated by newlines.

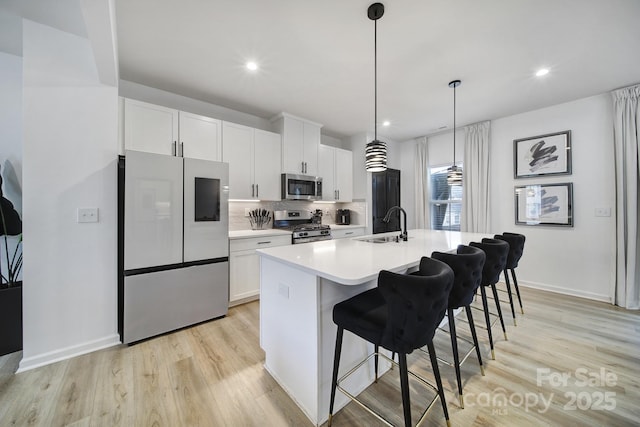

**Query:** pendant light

left=365, top=3, right=387, bottom=172
left=447, top=79, right=463, bottom=185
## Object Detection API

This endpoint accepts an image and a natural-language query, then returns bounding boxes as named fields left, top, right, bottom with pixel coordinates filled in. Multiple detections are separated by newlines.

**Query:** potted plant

left=0, top=165, right=22, bottom=356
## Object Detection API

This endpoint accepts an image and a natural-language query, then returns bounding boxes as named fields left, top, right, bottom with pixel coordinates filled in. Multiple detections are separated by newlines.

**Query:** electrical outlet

left=278, top=283, right=289, bottom=299
left=594, top=207, right=611, bottom=217
left=77, top=207, right=99, bottom=223
left=245, top=208, right=251, bottom=217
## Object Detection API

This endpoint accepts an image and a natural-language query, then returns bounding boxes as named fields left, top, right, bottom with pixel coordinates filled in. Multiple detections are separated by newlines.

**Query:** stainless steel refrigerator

left=118, top=150, right=229, bottom=344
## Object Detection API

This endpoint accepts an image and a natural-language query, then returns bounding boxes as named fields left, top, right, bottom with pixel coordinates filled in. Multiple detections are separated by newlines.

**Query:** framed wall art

left=514, top=130, right=571, bottom=178
left=515, top=182, right=573, bottom=227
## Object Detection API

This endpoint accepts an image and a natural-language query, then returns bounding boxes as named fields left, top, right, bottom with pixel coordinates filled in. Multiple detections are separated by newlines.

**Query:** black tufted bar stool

left=495, top=232, right=526, bottom=322
left=328, top=258, right=454, bottom=427
left=469, top=238, right=509, bottom=360
left=431, top=245, right=486, bottom=409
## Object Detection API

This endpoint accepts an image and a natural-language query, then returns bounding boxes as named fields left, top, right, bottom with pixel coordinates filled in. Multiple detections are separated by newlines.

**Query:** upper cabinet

left=319, top=145, right=353, bottom=202
left=222, top=121, right=281, bottom=201
left=123, top=98, right=178, bottom=156
left=272, top=113, right=322, bottom=176
left=121, top=98, right=222, bottom=161
left=178, top=111, right=222, bottom=161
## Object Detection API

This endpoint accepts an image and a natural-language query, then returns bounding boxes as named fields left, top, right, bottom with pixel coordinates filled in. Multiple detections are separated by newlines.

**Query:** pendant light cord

left=374, top=18, right=377, bottom=142
left=452, top=83, right=456, bottom=165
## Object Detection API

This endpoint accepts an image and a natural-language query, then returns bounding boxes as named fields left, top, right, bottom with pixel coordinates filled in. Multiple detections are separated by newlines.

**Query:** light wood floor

left=1, top=286, right=639, bottom=426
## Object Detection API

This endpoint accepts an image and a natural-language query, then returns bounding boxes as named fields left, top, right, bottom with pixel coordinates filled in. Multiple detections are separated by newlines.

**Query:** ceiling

left=9, top=0, right=640, bottom=142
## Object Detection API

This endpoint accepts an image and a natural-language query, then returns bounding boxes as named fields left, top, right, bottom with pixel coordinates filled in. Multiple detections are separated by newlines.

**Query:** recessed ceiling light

left=535, top=68, right=549, bottom=77
left=382, top=121, right=390, bottom=127
left=246, top=61, right=258, bottom=71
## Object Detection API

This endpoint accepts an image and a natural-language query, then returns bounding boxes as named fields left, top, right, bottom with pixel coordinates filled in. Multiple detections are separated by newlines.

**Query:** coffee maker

left=336, top=209, right=351, bottom=225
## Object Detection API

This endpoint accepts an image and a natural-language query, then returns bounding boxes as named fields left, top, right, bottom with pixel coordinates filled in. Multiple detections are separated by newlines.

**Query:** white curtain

left=461, top=121, right=491, bottom=232
left=414, top=136, right=431, bottom=229
left=612, top=84, right=640, bottom=310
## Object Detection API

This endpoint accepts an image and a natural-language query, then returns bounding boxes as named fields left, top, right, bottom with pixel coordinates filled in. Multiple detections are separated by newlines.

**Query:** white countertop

left=257, top=229, right=492, bottom=285
left=229, top=224, right=365, bottom=240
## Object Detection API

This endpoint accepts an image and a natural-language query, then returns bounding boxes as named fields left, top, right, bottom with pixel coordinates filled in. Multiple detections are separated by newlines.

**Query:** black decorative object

left=447, top=79, right=463, bottom=186
left=365, top=3, right=387, bottom=172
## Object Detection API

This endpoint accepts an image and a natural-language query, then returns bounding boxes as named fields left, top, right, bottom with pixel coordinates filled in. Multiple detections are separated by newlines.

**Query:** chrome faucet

left=382, top=206, right=408, bottom=242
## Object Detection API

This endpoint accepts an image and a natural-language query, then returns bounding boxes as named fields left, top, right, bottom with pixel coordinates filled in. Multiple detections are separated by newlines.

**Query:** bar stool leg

left=447, top=308, right=464, bottom=408
left=427, top=341, right=451, bottom=427
left=511, top=269, right=524, bottom=314
left=491, top=283, right=508, bottom=341
left=465, top=305, right=485, bottom=376
left=398, top=353, right=412, bottom=427
left=328, top=327, right=344, bottom=426
left=374, top=345, right=379, bottom=382
left=503, top=269, right=517, bottom=326
left=479, top=285, right=495, bottom=359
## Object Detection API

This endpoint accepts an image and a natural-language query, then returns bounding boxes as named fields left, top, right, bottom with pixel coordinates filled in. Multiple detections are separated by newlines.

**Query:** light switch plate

left=78, top=207, right=99, bottom=223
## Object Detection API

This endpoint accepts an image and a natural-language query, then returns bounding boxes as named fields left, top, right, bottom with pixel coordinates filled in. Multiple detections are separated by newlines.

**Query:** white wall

left=20, top=19, right=119, bottom=371
left=490, top=94, right=615, bottom=301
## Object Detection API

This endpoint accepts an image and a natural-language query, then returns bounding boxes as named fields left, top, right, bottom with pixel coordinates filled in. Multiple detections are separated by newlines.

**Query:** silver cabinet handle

left=180, top=142, right=184, bottom=157
left=301, top=161, right=304, bottom=173
left=337, top=189, right=340, bottom=200
left=345, top=232, right=353, bottom=235
left=251, top=184, right=255, bottom=197
left=257, top=241, right=271, bottom=245
left=256, top=184, right=259, bottom=198
left=172, top=141, right=176, bottom=156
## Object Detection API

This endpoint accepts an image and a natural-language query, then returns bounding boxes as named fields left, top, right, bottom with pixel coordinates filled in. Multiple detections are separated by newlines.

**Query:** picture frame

left=515, top=182, right=573, bottom=227
left=514, top=130, right=571, bottom=178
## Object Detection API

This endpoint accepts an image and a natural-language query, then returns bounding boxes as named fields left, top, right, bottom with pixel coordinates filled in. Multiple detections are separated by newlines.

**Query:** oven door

left=281, top=174, right=322, bottom=201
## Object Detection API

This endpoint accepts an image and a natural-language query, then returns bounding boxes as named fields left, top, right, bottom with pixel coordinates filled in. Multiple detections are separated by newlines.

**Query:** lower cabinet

left=331, top=227, right=365, bottom=239
left=229, top=234, right=291, bottom=305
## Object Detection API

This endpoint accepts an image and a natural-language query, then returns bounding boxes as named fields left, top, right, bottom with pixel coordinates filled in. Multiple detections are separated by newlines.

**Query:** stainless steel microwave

left=281, top=173, right=322, bottom=201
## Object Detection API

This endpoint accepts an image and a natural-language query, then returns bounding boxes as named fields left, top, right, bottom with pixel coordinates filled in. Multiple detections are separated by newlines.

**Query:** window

left=430, top=165, right=462, bottom=231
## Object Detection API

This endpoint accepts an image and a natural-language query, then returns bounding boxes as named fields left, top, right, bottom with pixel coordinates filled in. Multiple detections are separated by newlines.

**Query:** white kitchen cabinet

left=272, top=113, right=321, bottom=176
left=123, top=98, right=222, bottom=161
left=178, top=111, right=222, bottom=161
left=318, top=144, right=353, bottom=202
left=331, top=227, right=365, bottom=239
left=229, top=234, right=291, bottom=305
left=222, top=122, right=281, bottom=200
left=123, top=98, right=178, bottom=156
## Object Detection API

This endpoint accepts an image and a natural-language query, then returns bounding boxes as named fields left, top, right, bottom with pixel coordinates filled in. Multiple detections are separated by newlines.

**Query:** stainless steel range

left=273, top=210, right=332, bottom=244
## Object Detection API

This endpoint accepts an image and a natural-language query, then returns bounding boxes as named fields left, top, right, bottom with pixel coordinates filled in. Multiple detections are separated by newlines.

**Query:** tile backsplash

left=229, top=200, right=367, bottom=231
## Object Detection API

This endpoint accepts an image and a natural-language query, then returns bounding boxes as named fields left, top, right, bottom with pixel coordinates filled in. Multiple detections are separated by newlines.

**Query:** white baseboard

left=17, top=334, right=121, bottom=373
left=519, top=281, right=612, bottom=303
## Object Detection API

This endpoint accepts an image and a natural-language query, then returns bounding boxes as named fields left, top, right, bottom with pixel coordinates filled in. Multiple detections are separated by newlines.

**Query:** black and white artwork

left=515, top=183, right=573, bottom=227
left=514, top=130, right=571, bottom=178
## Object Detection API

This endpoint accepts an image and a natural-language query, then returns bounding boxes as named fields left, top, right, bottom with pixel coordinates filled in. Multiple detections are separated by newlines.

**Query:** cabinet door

left=318, top=145, right=336, bottom=200
left=281, top=117, right=304, bottom=174
left=335, top=148, right=353, bottom=202
left=124, top=99, right=178, bottom=155
left=302, top=122, right=320, bottom=176
left=179, top=111, right=222, bottom=161
left=254, top=129, right=282, bottom=201
left=229, top=249, right=260, bottom=303
left=222, top=121, right=254, bottom=199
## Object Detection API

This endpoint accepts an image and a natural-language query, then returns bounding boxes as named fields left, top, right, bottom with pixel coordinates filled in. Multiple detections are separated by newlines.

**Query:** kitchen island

left=257, top=229, right=490, bottom=426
